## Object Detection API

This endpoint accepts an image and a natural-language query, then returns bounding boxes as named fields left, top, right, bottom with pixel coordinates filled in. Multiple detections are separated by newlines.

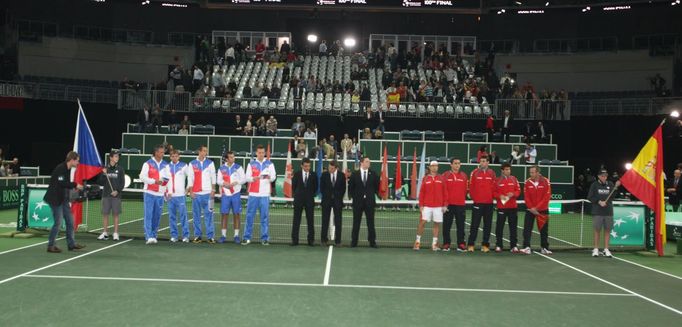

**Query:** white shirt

left=217, top=163, right=245, bottom=196
left=245, top=158, right=277, bottom=197
left=524, top=148, right=537, bottom=164
left=360, top=169, right=369, bottom=184
left=140, top=158, right=169, bottom=196
left=319, top=43, right=327, bottom=53
left=304, top=131, right=316, bottom=138
left=193, top=68, right=204, bottom=81
left=225, top=47, right=235, bottom=59
left=504, top=116, right=510, bottom=128
left=187, top=158, right=216, bottom=195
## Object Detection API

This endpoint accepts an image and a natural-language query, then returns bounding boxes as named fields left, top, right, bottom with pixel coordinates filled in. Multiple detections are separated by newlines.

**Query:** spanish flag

left=620, top=126, right=666, bottom=256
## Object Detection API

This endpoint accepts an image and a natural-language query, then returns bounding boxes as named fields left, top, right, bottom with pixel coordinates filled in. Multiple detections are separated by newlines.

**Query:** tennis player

left=217, top=151, right=245, bottom=244
left=242, top=144, right=277, bottom=246
left=442, top=158, right=468, bottom=252
left=493, top=163, right=521, bottom=253
left=165, top=149, right=190, bottom=243
left=140, top=145, right=169, bottom=245
left=414, top=161, right=448, bottom=251
left=520, top=165, right=552, bottom=255
left=187, top=145, right=217, bottom=243
left=467, top=156, right=496, bottom=252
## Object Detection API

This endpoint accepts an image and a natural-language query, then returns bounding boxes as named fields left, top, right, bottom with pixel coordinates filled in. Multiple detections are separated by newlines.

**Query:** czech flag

left=620, top=125, right=666, bottom=256
left=71, top=100, right=103, bottom=230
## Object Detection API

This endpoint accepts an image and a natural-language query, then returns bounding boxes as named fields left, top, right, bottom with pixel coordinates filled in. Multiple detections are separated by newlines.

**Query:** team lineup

left=128, top=143, right=556, bottom=253
left=45, top=145, right=618, bottom=256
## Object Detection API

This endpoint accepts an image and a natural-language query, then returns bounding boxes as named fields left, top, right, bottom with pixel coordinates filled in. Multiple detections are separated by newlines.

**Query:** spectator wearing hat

left=587, top=169, right=621, bottom=257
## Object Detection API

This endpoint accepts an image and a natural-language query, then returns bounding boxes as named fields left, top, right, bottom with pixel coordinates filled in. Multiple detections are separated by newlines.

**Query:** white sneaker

left=182, top=237, right=189, bottom=243
left=170, top=237, right=178, bottom=243
left=519, top=247, right=532, bottom=255
left=97, top=232, right=108, bottom=240
left=112, top=233, right=119, bottom=241
left=510, top=247, right=520, bottom=253
left=592, top=248, right=600, bottom=257
left=145, top=239, right=154, bottom=245
left=494, top=246, right=502, bottom=253
left=603, top=249, right=613, bottom=258
left=541, top=248, right=553, bottom=255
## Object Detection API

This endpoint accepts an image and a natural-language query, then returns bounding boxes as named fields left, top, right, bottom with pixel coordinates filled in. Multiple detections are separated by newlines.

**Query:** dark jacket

left=320, top=170, right=346, bottom=207
left=348, top=169, right=380, bottom=208
left=98, top=164, right=125, bottom=198
left=667, top=177, right=680, bottom=205
left=44, top=162, right=77, bottom=206
left=587, top=180, right=615, bottom=216
left=292, top=170, right=318, bottom=205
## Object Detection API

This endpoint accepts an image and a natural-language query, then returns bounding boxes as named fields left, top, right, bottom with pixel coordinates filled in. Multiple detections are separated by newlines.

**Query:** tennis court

left=2, top=195, right=682, bottom=326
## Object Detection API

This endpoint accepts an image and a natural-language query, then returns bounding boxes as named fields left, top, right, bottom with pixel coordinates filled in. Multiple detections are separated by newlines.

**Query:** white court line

left=0, top=237, right=65, bottom=256
left=0, top=239, right=132, bottom=286
left=323, top=245, right=333, bottom=286
left=536, top=252, right=682, bottom=316
left=21, top=274, right=633, bottom=297
left=90, top=212, right=169, bottom=233
left=612, top=256, right=682, bottom=281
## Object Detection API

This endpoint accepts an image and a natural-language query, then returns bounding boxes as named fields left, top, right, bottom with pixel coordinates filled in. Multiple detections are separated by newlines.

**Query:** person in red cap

left=414, top=161, right=448, bottom=251
left=493, top=162, right=521, bottom=253
left=467, top=156, right=496, bottom=252
left=521, top=165, right=552, bottom=255
left=442, top=158, right=468, bottom=252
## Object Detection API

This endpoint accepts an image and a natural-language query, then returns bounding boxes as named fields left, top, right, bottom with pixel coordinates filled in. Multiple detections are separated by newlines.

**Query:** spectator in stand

left=180, top=115, right=192, bottom=129
left=524, top=143, right=537, bottom=164
left=375, top=109, right=386, bottom=134
left=137, top=106, right=151, bottom=132
left=328, top=135, right=339, bottom=154
left=192, top=65, right=204, bottom=93
left=151, top=105, right=163, bottom=132
left=340, top=134, right=352, bottom=156
left=557, top=89, right=567, bottom=120
left=167, top=109, right=179, bottom=134
left=255, top=40, right=266, bottom=62
left=362, top=128, right=373, bottom=140
left=280, top=40, right=290, bottom=55
left=255, top=116, right=266, bottom=136
left=522, top=122, right=534, bottom=143
left=292, top=83, right=304, bottom=111
left=178, top=124, right=189, bottom=135
left=351, top=137, right=360, bottom=156
left=0, top=148, right=5, bottom=177
left=296, top=138, right=307, bottom=158
left=485, top=115, right=494, bottom=140
left=225, top=44, right=235, bottom=67
left=373, top=130, right=383, bottom=140
left=501, top=110, right=513, bottom=142
left=510, top=145, right=522, bottom=164
left=252, top=83, right=262, bottom=98
left=294, top=126, right=305, bottom=138
left=488, top=151, right=500, bottom=164
left=319, top=40, right=328, bottom=56
left=244, top=115, right=253, bottom=136
left=169, top=66, right=182, bottom=88
left=537, top=121, right=549, bottom=143
left=292, top=116, right=305, bottom=133
left=233, top=114, right=244, bottom=135
left=304, top=127, right=316, bottom=139
left=667, top=169, right=681, bottom=212
left=476, top=146, right=488, bottom=163
left=363, top=106, right=374, bottom=130
left=7, top=157, right=19, bottom=176
left=266, top=116, right=278, bottom=136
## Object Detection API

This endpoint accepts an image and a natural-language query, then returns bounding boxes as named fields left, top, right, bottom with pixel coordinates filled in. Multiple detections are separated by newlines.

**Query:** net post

left=578, top=200, right=585, bottom=247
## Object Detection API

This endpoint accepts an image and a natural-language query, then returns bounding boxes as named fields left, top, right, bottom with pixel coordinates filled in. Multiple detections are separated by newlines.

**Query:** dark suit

left=44, top=162, right=77, bottom=206
left=292, top=86, right=303, bottom=111
left=291, top=170, right=318, bottom=245
left=501, top=115, right=513, bottom=142
left=348, top=168, right=380, bottom=247
left=320, top=170, right=347, bottom=244
left=668, top=177, right=680, bottom=212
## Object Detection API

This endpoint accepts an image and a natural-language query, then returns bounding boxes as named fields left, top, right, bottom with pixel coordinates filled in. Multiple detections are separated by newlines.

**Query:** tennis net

left=81, top=188, right=648, bottom=250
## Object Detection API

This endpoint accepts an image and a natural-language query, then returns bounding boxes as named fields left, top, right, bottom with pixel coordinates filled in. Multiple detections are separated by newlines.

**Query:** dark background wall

left=2, top=100, right=681, bottom=179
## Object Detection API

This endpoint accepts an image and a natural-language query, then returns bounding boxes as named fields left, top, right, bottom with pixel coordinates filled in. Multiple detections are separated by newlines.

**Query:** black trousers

left=522, top=210, right=549, bottom=249
left=467, top=203, right=493, bottom=246
left=351, top=202, right=376, bottom=246
left=292, top=201, right=315, bottom=244
left=443, top=205, right=466, bottom=246
left=671, top=203, right=680, bottom=212
left=502, top=127, right=510, bottom=142
left=321, top=202, right=343, bottom=244
left=495, top=208, right=518, bottom=248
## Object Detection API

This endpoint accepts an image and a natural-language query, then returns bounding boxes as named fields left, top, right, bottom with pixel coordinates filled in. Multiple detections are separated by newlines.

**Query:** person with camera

left=44, top=151, right=86, bottom=253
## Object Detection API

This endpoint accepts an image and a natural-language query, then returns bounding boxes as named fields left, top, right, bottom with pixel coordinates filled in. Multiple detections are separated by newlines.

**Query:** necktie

left=363, top=171, right=367, bottom=185
left=304, top=172, right=307, bottom=185
left=332, top=173, right=336, bottom=186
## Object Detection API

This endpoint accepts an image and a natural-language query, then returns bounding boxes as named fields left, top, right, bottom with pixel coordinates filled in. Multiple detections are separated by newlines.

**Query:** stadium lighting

left=141, top=0, right=150, bottom=5
left=625, top=163, right=633, bottom=170
left=545, top=1, right=549, bottom=6
left=514, top=1, right=522, bottom=5
left=671, top=110, right=680, bottom=118
left=673, top=1, right=681, bottom=6
left=343, top=37, right=356, bottom=48
left=307, top=34, right=318, bottom=43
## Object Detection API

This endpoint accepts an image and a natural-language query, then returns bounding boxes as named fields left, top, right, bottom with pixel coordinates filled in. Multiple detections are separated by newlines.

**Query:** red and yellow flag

left=620, top=126, right=666, bottom=256
left=379, top=145, right=389, bottom=200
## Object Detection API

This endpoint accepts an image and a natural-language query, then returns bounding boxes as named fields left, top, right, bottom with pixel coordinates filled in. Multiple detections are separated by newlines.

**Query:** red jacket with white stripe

left=524, top=176, right=552, bottom=211
left=469, top=168, right=496, bottom=204
left=442, top=170, right=468, bottom=206
left=493, top=175, right=521, bottom=209
left=419, top=174, right=448, bottom=208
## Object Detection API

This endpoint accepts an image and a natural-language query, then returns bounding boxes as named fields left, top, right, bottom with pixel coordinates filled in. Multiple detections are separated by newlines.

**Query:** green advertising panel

left=610, top=205, right=646, bottom=247
left=26, top=188, right=57, bottom=229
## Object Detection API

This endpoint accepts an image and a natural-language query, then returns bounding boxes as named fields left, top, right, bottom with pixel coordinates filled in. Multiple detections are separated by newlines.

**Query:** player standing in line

left=493, top=163, right=521, bottom=253
left=467, top=156, right=496, bottom=252
left=414, top=161, right=448, bottom=251
left=217, top=151, right=245, bottom=244
left=165, top=149, right=190, bottom=243
left=242, top=145, right=277, bottom=246
left=187, top=145, right=217, bottom=243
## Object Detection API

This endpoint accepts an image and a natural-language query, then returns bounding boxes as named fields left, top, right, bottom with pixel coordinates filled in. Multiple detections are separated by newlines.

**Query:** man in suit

left=501, top=110, right=513, bottom=142
left=292, top=84, right=304, bottom=111
left=667, top=169, right=681, bottom=212
left=320, top=160, right=347, bottom=246
left=348, top=156, right=380, bottom=248
left=291, top=158, right=318, bottom=246
left=45, top=151, right=86, bottom=253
